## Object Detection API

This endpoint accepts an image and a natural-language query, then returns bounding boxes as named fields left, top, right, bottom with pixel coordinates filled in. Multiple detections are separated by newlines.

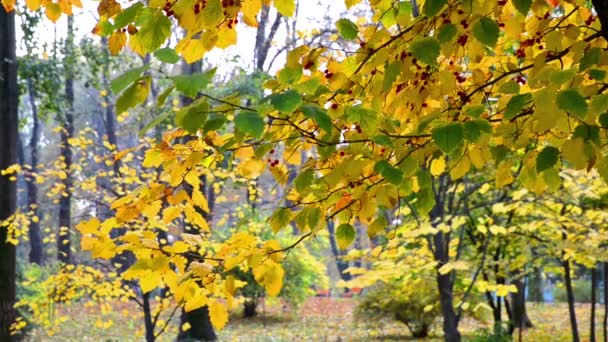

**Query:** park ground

left=24, top=297, right=603, bottom=341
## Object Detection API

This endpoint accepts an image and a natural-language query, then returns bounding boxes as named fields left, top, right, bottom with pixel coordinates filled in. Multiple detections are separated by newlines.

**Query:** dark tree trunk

left=510, top=275, right=533, bottom=335
left=177, top=306, right=217, bottom=341
left=603, top=262, right=608, bottom=342
left=327, top=220, right=351, bottom=284
left=57, top=15, right=74, bottom=264
left=244, top=300, right=257, bottom=317
left=430, top=189, right=461, bottom=342
left=177, top=59, right=216, bottom=342
left=592, top=267, right=598, bottom=342
left=0, top=5, right=18, bottom=340
left=563, top=259, right=580, bottom=342
left=143, top=292, right=155, bottom=342
left=528, top=265, right=544, bottom=303
left=26, top=77, right=43, bottom=265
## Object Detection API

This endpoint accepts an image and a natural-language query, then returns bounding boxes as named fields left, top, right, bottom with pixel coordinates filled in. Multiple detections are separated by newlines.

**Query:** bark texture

left=0, top=5, right=19, bottom=340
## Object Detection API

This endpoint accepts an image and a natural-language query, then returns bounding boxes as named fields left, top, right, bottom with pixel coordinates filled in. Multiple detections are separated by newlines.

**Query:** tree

left=5, top=0, right=608, bottom=341
left=57, top=15, right=75, bottom=264
left=0, top=3, right=18, bottom=340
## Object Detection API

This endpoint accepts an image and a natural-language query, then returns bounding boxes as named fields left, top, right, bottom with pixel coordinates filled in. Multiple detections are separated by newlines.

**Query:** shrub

left=355, top=276, right=439, bottom=338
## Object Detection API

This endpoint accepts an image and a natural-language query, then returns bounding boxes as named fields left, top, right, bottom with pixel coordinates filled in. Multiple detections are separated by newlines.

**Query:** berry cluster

left=267, top=149, right=280, bottom=167
left=193, top=0, right=207, bottom=14
left=163, top=1, right=175, bottom=17
left=515, top=32, right=545, bottom=58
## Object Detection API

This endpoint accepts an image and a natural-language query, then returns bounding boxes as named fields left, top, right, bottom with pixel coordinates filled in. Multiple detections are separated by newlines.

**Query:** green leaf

left=580, top=48, right=601, bottom=72
left=373, top=135, right=394, bottom=147
left=423, top=0, right=446, bottom=17
left=498, top=81, right=520, bottom=94
left=336, top=18, right=358, bottom=40
left=431, top=123, right=464, bottom=153
left=301, top=104, right=332, bottom=133
left=512, top=0, right=532, bottom=15
left=557, top=89, right=588, bottom=119
left=335, top=223, right=356, bottom=250
left=136, top=9, right=171, bottom=53
left=295, top=169, right=315, bottom=194
left=383, top=61, right=401, bottom=91
left=437, top=23, right=457, bottom=43
left=505, top=93, right=532, bottom=120
left=269, top=208, right=292, bottom=233
left=235, top=111, right=265, bottom=138
left=171, top=68, right=216, bottom=98
left=156, top=85, right=174, bottom=107
left=114, top=2, right=143, bottom=29
left=368, top=216, right=387, bottom=238
left=179, top=99, right=209, bottom=134
left=599, top=113, right=608, bottom=128
left=307, top=207, right=322, bottom=230
left=591, top=95, right=608, bottom=114
left=270, top=90, right=302, bottom=113
left=154, top=47, right=180, bottom=64
left=410, top=37, right=441, bottom=66
left=536, top=146, right=560, bottom=173
left=463, top=120, right=492, bottom=143
left=573, top=124, right=600, bottom=145
left=472, top=17, right=500, bottom=47
left=116, top=76, right=150, bottom=113
left=110, top=65, right=150, bottom=94
left=464, top=105, right=486, bottom=118
left=346, top=105, right=378, bottom=134
left=588, top=69, right=606, bottom=81
left=202, top=113, right=227, bottom=134
left=374, top=160, right=403, bottom=185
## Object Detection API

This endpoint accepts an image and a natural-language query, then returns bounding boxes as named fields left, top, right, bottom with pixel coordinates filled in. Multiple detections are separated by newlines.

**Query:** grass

left=24, top=298, right=606, bottom=341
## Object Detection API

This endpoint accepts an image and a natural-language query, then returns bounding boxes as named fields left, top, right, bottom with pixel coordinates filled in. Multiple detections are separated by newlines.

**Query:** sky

left=16, top=0, right=348, bottom=76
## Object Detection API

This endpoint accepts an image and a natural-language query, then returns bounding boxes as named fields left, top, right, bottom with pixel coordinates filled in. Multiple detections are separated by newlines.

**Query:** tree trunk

left=57, top=15, right=75, bottom=264
left=592, top=267, right=597, bottom=342
left=177, top=306, right=217, bottom=341
left=510, top=275, right=533, bottom=335
left=143, top=292, right=155, bottom=342
left=0, top=5, right=18, bottom=340
left=430, top=189, right=461, bottom=342
left=528, top=265, right=544, bottom=303
left=26, top=77, right=43, bottom=265
left=563, top=260, right=580, bottom=342
left=327, top=220, right=351, bottom=284
left=177, top=59, right=216, bottom=342
left=603, top=262, right=608, bottom=342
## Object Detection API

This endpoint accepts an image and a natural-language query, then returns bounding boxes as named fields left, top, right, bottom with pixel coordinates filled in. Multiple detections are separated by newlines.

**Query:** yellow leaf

left=253, top=261, right=284, bottom=296
left=274, top=0, right=295, bottom=16
left=25, top=0, right=41, bottom=11
left=344, top=0, right=362, bottom=8
left=176, top=38, right=206, bottom=64
left=238, top=159, right=266, bottom=179
left=170, top=241, right=190, bottom=254
left=216, top=28, right=237, bottom=48
left=45, top=3, right=62, bottom=23
left=76, top=217, right=101, bottom=234
left=162, top=206, right=181, bottom=223
left=192, top=190, right=209, bottom=212
left=1, top=0, right=15, bottom=12
left=108, top=30, right=127, bottom=56
left=430, top=157, right=446, bottom=176
left=241, top=0, right=261, bottom=26
left=209, top=300, right=228, bottom=330
left=181, top=322, right=191, bottom=332
left=140, top=272, right=162, bottom=293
